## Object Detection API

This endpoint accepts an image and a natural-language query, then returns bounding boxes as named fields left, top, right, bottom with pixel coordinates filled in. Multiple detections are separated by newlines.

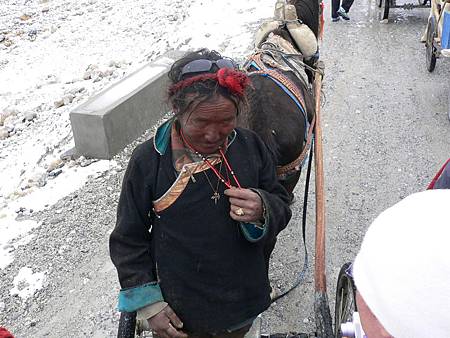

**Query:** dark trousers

left=331, top=0, right=354, bottom=18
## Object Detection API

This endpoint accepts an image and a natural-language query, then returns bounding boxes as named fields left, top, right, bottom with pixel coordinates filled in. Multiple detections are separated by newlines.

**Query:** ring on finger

left=235, top=207, right=245, bottom=216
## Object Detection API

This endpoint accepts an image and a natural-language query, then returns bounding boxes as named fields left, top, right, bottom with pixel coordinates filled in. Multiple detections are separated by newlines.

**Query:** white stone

left=63, top=94, right=75, bottom=105
left=47, top=158, right=63, bottom=172
left=68, top=87, right=85, bottom=95
left=25, top=112, right=37, bottom=121
left=0, top=108, right=19, bottom=125
left=0, top=126, right=9, bottom=140
left=3, top=115, right=16, bottom=126
left=54, top=99, right=64, bottom=108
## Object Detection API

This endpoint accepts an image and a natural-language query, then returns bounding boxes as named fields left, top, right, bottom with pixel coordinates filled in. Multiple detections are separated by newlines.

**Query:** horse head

left=254, top=0, right=319, bottom=60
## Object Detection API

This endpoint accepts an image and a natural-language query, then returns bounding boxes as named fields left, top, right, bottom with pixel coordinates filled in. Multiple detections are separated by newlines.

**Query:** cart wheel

left=380, top=0, right=390, bottom=21
left=426, top=17, right=437, bottom=72
left=118, top=311, right=137, bottom=338
left=334, top=262, right=357, bottom=338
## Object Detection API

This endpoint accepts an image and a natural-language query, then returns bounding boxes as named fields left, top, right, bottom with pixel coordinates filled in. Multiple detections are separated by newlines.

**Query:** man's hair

left=167, top=49, right=250, bottom=118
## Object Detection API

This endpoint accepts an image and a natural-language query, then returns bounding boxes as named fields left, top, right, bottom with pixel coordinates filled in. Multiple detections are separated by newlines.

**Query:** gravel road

left=1, top=0, right=449, bottom=337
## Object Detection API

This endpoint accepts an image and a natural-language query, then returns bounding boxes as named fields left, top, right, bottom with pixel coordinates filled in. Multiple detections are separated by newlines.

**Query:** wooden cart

left=425, top=0, right=450, bottom=71
left=378, top=0, right=431, bottom=21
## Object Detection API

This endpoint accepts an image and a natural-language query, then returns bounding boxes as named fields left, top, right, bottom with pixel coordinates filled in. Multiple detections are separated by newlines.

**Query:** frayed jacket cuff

left=239, top=221, right=268, bottom=242
left=118, top=282, right=164, bottom=312
left=238, top=189, right=269, bottom=242
left=136, top=301, right=168, bottom=320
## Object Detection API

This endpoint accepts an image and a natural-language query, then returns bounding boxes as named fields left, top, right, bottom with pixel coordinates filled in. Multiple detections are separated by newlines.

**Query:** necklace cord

left=179, top=127, right=241, bottom=189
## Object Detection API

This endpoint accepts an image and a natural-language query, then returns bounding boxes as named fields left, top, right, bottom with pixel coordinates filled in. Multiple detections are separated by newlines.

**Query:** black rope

left=271, top=137, right=314, bottom=303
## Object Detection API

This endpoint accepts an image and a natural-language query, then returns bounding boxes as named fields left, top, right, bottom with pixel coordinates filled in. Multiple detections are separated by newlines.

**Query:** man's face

left=179, top=94, right=237, bottom=155
left=356, top=291, right=394, bottom=338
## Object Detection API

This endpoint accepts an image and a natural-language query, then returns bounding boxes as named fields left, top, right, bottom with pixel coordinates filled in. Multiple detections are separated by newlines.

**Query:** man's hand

left=224, top=188, right=264, bottom=223
left=147, top=306, right=188, bottom=338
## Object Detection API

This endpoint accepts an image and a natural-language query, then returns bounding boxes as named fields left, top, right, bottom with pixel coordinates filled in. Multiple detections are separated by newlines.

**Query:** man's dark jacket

left=110, top=126, right=292, bottom=332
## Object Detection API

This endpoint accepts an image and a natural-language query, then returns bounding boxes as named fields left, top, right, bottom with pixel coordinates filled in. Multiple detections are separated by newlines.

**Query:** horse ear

left=284, top=4, right=298, bottom=21
left=274, top=0, right=285, bottom=20
left=254, top=21, right=282, bottom=49
left=286, top=22, right=318, bottom=59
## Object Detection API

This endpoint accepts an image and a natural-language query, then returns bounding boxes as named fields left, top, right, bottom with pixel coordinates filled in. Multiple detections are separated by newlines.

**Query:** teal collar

left=153, top=118, right=173, bottom=155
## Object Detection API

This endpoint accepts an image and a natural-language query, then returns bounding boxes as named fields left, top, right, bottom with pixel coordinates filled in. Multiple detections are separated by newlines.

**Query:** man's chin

left=198, top=144, right=222, bottom=155
left=199, top=148, right=219, bottom=155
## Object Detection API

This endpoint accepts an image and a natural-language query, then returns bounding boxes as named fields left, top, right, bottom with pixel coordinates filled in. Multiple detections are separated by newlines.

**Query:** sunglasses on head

left=180, top=58, right=237, bottom=78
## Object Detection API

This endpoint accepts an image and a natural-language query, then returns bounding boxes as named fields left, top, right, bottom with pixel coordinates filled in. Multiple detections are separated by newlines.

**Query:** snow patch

left=0, top=160, right=116, bottom=269
left=8, top=159, right=115, bottom=212
left=174, top=0, right=273, bottom=56
left=0, top=0, right=274, bottom=272
left=0, top=218, right=39, bottom=270
left=10, top=267, right=46, bottom=300
left=80, top=64, right=166, bottom=113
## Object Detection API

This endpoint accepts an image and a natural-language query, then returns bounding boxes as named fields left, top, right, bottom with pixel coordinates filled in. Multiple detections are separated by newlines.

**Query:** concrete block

left=70, top=51, right=184, bottom=159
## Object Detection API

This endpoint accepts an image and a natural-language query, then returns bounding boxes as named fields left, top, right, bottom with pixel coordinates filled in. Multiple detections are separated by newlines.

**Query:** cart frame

left=425, top=0, right=450, bottom=71
left=378, top=0, right=431, bottom=21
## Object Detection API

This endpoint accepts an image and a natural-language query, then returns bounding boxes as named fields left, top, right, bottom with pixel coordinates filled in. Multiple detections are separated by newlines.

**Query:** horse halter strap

left=248, top=53, right=308, bottom=114
left=245, top=53, right=315, bottom=176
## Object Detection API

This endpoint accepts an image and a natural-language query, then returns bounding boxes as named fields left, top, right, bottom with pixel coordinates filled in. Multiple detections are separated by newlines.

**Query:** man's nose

left=204, top=127, right=221, bottom=143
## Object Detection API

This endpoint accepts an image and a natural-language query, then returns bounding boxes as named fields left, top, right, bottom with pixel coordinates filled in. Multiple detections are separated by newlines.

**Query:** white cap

left=353, top=189, right=450, bottom=338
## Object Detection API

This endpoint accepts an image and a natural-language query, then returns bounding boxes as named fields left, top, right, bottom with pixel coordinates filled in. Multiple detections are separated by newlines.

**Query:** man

left=352, top=189, right=450, bottom=337
left=331, top=0, right=354, bottom=22
left=109, top=49, right=292, bottom=337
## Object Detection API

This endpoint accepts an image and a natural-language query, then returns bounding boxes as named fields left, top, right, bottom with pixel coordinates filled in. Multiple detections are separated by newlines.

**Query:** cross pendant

left=211, top=192, right=220, bottom=205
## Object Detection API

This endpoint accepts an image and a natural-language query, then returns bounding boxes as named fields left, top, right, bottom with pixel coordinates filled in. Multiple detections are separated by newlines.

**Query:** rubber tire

left=381, top=0, right=390, bottom=21
left=426, top=17, right=437, bottom=72
left=117, top=312, right=137, bottom=338
left=334, top=262, right=357, bottom=338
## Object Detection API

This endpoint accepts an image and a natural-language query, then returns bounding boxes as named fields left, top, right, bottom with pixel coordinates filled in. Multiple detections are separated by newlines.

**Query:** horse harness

left=244, top=51, right=316, bottom=178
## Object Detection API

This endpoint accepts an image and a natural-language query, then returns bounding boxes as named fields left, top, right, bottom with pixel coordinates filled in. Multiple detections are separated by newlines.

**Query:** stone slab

left=70, top=50, right=184, bottom=159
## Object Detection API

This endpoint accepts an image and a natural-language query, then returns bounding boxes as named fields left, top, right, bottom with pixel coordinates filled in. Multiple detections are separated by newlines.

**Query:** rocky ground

left=0, top=0, right=195, bottom=210
left=1, top=0, right=449, bottom=337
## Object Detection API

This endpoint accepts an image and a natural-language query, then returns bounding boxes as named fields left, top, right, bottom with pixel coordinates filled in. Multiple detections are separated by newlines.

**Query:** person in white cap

left=352, top=189, right=450, bottom=338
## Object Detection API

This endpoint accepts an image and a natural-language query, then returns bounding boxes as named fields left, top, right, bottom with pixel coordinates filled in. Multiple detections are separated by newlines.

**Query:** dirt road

left=264, top=0, right=449, bottom=334
left=1, top=0, right=449, bottom=336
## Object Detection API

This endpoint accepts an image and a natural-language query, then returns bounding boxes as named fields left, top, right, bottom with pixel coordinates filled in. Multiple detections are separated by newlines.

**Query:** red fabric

left=0, top=327, right=14, bottom=338
left=216, top=68, right=250, bottom=97
left=168, top=68, right=250, bottom=98
left=427, top=158, right=450, bottom=189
